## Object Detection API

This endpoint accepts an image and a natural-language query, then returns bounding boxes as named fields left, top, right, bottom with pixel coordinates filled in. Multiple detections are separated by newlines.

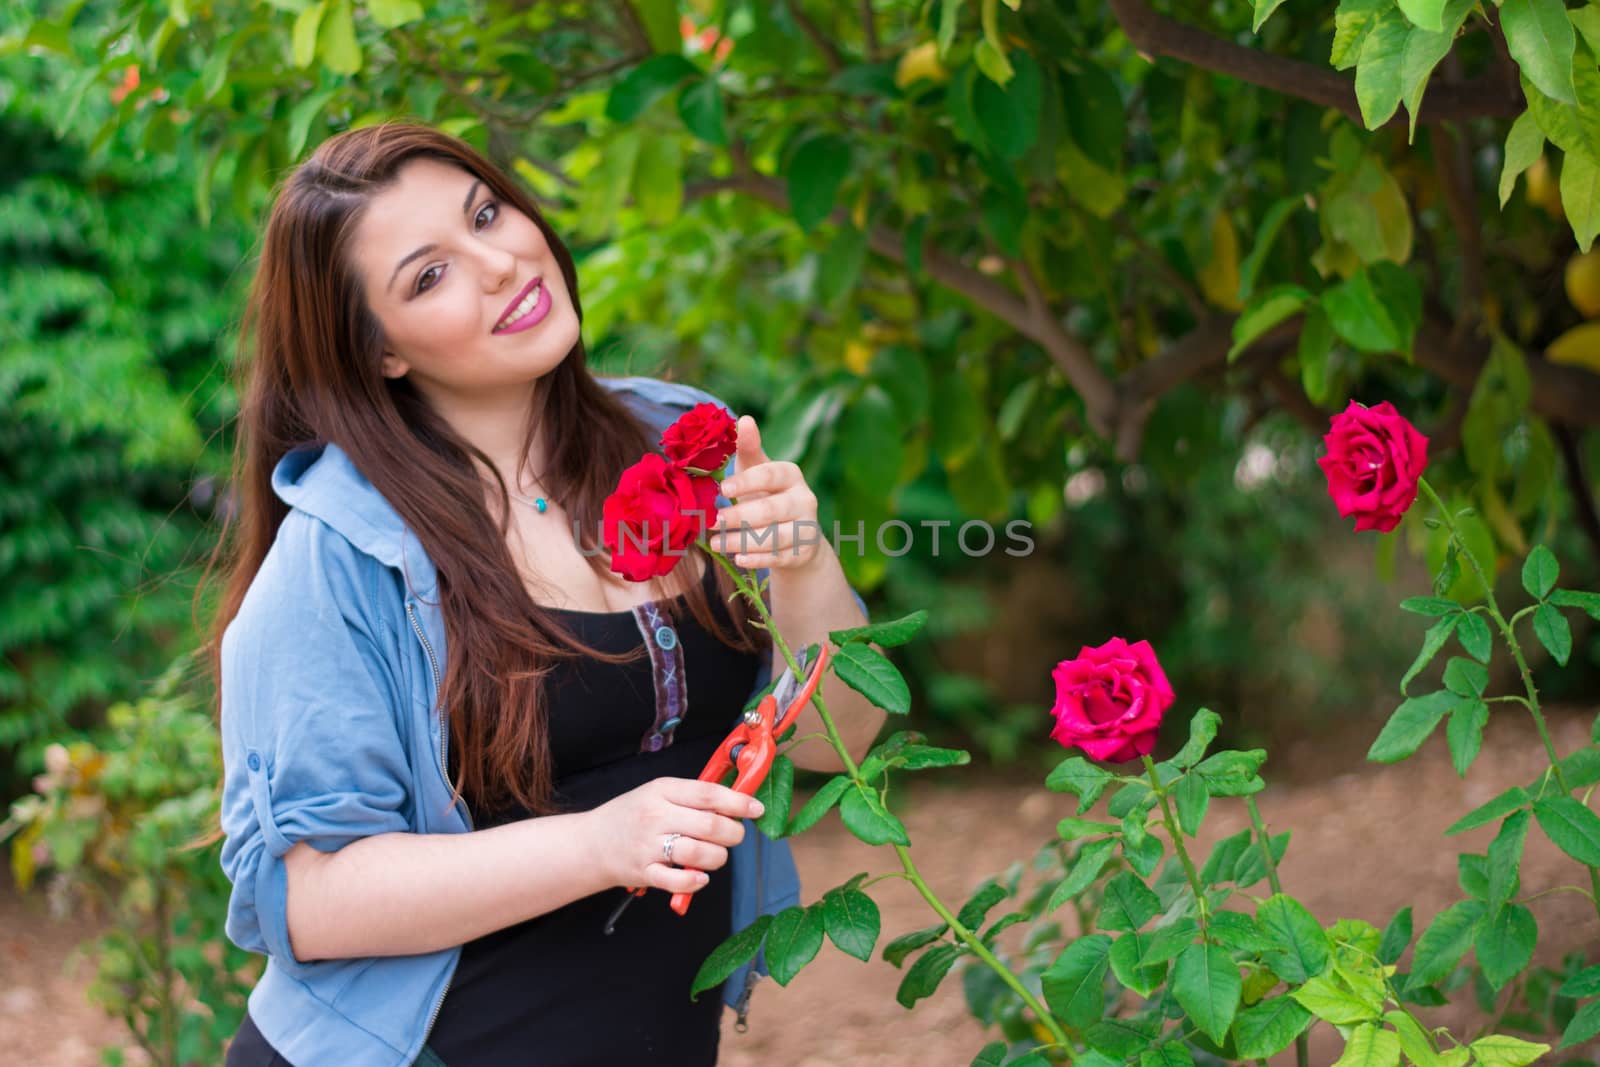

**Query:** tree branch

left=859, top=0, right=880, bottom=61
left=1106, top=0, right=1523, bottom=126
left=1414, top=320, right=1600, bottom=430
left=785, top=0, right=844, bottom=72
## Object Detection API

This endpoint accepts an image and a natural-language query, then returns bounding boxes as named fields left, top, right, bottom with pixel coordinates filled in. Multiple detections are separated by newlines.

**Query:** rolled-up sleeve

left=218, top=520, right=413, bottom=964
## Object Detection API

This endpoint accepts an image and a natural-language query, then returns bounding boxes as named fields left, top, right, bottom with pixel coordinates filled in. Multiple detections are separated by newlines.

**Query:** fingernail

left=696, top=872, right=710, bottom=886
left=749, top=800, right=764, bottom=816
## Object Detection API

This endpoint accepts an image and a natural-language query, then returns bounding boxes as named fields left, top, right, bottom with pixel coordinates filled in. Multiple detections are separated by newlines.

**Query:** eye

left=413, top=201, right=501, bottom=295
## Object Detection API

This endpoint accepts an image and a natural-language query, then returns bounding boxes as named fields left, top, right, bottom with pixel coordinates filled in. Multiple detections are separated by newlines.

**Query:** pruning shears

left=603, top=643, right=832, bottom=934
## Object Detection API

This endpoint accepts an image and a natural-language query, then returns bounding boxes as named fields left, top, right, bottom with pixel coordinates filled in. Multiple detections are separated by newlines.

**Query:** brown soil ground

left=4, top=708, right=1599, bottom=1066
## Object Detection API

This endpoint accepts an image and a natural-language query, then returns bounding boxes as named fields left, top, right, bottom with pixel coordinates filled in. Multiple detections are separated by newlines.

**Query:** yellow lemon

left=1197, top=212, right=1243, bottom=311
left=1526, top=155, right=1564, bottom=219
left=843, top=338, right=874, bottom=375
left=1547, top=320, right=1600, bottom=372
left=1566, top=249, right=1600, bottom=318
left=894, top=41, right=949, bottom=89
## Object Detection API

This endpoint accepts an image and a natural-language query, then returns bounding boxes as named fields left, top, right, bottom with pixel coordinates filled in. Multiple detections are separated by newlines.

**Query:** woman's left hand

left=706, top=416, right=823, bottom=571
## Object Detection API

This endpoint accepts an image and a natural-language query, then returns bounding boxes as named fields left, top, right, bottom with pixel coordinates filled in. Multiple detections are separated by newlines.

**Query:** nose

left=475, top=240, right=517, bottom=292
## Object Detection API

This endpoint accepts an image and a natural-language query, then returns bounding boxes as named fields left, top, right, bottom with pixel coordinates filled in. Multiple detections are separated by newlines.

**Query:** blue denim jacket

left=218, top=375, right=860, bottom=1066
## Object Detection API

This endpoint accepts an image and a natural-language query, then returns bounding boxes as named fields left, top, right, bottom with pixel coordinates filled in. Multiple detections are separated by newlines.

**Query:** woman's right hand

left=587, top=778, right=763, bottom=896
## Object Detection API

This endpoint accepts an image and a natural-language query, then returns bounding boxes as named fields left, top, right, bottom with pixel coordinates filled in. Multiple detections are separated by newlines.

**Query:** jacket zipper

left=406, top=600, right=470, bottom=1052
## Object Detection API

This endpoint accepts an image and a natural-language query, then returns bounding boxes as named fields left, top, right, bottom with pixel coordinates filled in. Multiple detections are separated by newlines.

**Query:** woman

left=211, top=122, right=883, bottom=1067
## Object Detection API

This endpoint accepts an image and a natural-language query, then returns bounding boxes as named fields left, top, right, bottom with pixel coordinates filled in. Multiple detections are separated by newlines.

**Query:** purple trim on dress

left=633, top=597, right=688, bottom=753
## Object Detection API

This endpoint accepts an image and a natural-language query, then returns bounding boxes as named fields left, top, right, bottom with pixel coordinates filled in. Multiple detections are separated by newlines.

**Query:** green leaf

left=1056, top=816, right=1120, bottom=840
left=973, top=38, right=1014, bottom=85
left=1175, top=772, right=1209, bottom=836
left=1401, top=614, right=1461, bottom=695
left=893, top=744, right=971, bottom=772
left=1368, top=690, right=1455, bottom=763
left=753, top=755, right=794, bottom=838
left=1535, top=602, right=1574, bottom=665
left=1559, top=999, right=1600, bottom=1049
left=1258, top=894, right=1332, bottom=983
left=1045, top=756, right=1115, bottom=813
left=1238, top=198, right=1301, bottom=303
left=1445, top=697, right=1488, bottom=776
left=1139, top=1045, right=1194, bottom=1067
left=1553, top=587, right=1600, bottom=622
left=1322, top=269, right=1405, bottom=353
left=829, top=609, right=928, bottom=648
left=1400, top=597, right=1460, bottom=616
left=1201, top=829, right=1254, bottom=885
left=822, top=886, right=879, bottom=962
left=971, top=50, right=1040, bottom=160
left=1333, top=1024, right=1402, bottom=1067
left=1172, top=942, right=1241, bottom=1043
left=1474, top=903, right=1536, bottom=990
left=1459, top=852, right=1491, bottom=899
left=971, top=1042, right=1007, bottom=1067
left=1047, top=839, right=1119, bottom=911
left=690, top=914, right=771, bottom=997
left=1122, top=830, right=1164, bottom=878
left=957, top=882, right=1008, bottom=930
left=787, top=774, right=850, bottom=835
left=287, top=87, right=337, bottom=161
left=1469, top=1034, right=1552, bottom=1067
left=1378, top=906, right=1413, bottom=965
left=1233, top=830, right=1290, bottom=888
left=882, top=923, right=947, bottom=967
left=896, top=942, right=961, bottom=1007
left=292, top=0, right=326, bottom=68
left=838, top=787, right=910, bottom=846
left=1446, top=787, right=1529, bottom=835
left=1333, top=0, right=1390, bottom=70
left=605, top=54, right=698, bottom=122
left=366, top=0, right=422, bottom=27
left=1398, top=0, right=1446, bottom=31
left=1233, top=995, right=1313, bottom=1059
left=1170, top=708, right=1222, bottom=769
left=1196, top=749, right=1267, bottom=796
left=786, top=134, right=852, bottom=233
left=818, top=223, right=871, bottom=309
left=1560, top=962, right=1600, bottom=997
left=1522, top=544, right=1560, bottom=599
left=677, top=77, right=727, bottom=145
left=831, top=642, right=911, bottom=714
left=1533, top=795, right=1600, bottom=864
left=1442, top=657, right=1489, bottom=698
left=1353, top=6, right=1411, bottom=127
left=1299, top=305, right=1337, bottom=407
left=1399, top=0, right=1477, bottom=139
left=1502, top=0, right=1578, bottom=105
left=317, top=0, right=361, bottom=75
left=1228, top=285, right=1308, bottom=363
left=1293, top=974, right=1383, bottom=1025
left=1042, top=934, right=1113, bottom=1028
left=1108, top=931, right=1169, bottom=997
left=1098, top=872, right=1162, bottom=932
left=1410, top=900, right=1486, bottom=985
left=1486, top=810, right=1531, bottom=910
left=1576, top=4, right=1600, bottom=58
left=1253, top=0, right=1290, bottom=32
left=765, top=903, right=825, bottom=985
left=1455, top=612, right=1493, bottom=663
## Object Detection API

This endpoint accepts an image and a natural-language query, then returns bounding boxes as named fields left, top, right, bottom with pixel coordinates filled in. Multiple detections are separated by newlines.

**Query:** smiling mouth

left=493, top=278, right=545, bottom=333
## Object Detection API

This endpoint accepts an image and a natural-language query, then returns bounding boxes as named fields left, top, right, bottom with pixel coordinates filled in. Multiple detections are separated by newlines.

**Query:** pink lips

left=493, top=277, right=550, bottom=334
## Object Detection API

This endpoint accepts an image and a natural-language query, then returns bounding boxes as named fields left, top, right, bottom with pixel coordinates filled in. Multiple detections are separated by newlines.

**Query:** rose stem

left=707, top=548, right=1073, bottom=1053
left=1415, top=477, right=1600, bottom=919
left=1141, top=755, right=1209, bottom=934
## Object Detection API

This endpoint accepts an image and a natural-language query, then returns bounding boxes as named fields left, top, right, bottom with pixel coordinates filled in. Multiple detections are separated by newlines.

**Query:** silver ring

left=662, top=832, right=682, bottom=865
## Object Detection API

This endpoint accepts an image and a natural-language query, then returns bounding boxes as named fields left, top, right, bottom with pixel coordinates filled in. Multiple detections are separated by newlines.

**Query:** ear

left=379, top=351, right=410, bottom=379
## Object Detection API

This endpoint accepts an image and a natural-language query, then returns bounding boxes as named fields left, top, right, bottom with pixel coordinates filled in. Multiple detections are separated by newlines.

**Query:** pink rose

left=601, top=454, right=718, bottom=582
left=1316, top=400, right=1429, bottom=534
left=1050, top=637, right=1176, bottom=763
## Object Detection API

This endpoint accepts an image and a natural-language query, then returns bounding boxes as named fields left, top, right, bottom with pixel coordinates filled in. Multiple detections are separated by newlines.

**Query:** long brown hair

left=200, top=122, right=767, bottom=829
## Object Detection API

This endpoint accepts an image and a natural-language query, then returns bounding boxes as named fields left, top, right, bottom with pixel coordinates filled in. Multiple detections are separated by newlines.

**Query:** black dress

left=228, top=561, right=763, bottom=1067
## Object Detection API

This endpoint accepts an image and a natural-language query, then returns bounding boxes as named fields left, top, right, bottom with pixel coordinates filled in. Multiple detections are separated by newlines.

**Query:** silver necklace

left=507, top=486, right=553, bottom=514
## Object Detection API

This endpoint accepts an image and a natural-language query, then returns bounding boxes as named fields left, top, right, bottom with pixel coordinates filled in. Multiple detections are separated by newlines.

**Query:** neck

left=426, top=381, right=550, bottom=496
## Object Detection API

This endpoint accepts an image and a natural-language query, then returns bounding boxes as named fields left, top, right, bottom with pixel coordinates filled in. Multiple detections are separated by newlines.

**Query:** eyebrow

left=386, top=178, right=484, bottom=294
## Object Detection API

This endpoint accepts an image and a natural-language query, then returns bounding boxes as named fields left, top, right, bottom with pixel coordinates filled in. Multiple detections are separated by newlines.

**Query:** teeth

left=496, top=282, right=543, bottom=330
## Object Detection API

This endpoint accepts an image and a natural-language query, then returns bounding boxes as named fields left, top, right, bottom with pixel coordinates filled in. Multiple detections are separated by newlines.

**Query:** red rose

left=602, top=454, right=719, bottom=582
left=1050, top=637, right=1176, bottom=763
left=661, top=402, right=738, bottom=475
left=1316, top=400, right=1429, bottom=534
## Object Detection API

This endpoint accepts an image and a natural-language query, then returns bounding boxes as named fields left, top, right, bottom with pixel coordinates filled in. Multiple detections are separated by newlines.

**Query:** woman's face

left=349, top=157, right=581, bottom=408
